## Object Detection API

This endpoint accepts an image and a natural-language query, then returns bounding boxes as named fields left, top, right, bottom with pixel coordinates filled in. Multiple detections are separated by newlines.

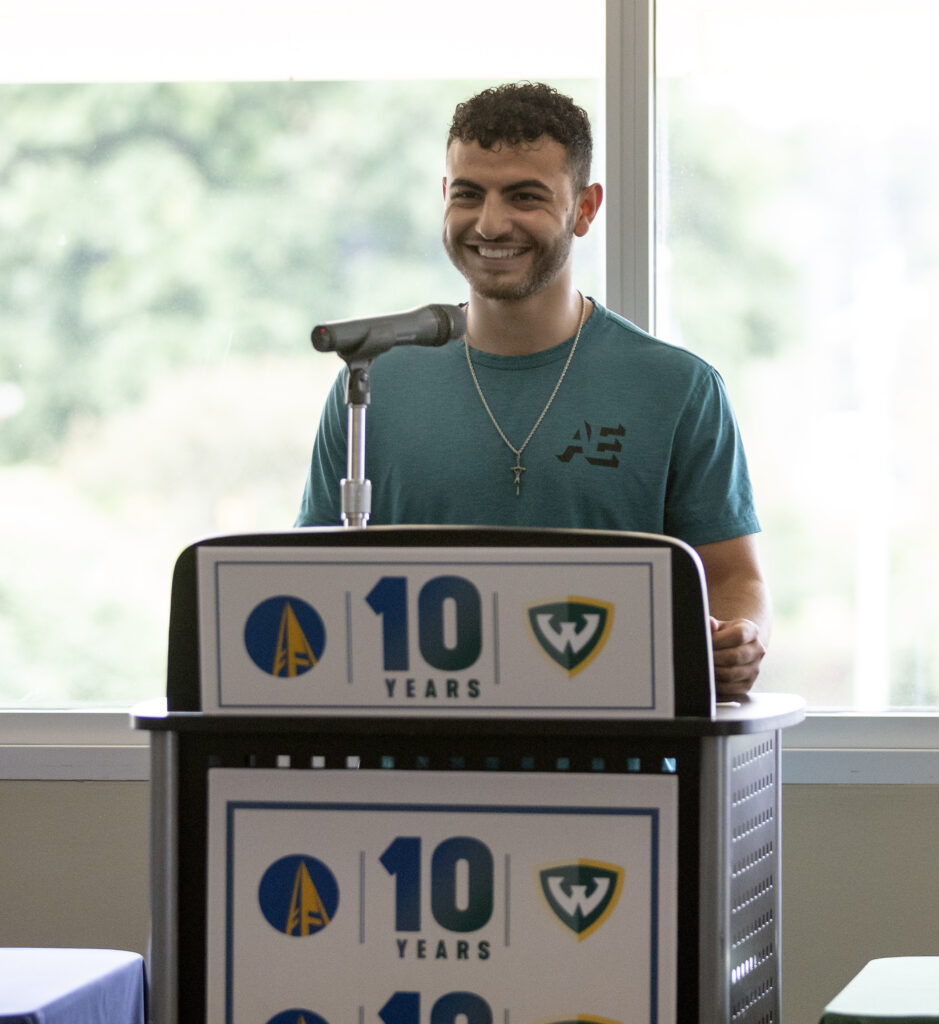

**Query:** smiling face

left=442, top=137, right=596, bottom=302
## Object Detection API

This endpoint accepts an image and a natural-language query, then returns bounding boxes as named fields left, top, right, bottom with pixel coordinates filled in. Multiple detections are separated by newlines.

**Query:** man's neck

left=465, top=285, right=591, bottom=356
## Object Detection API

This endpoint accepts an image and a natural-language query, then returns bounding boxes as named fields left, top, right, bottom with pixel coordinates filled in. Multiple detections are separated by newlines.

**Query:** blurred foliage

left=0, top=79, right=601, bottom=705
left=659, top=81, right=801, bottom=369
left=0, top=355, right=333, bottom=704
left=0, top=81, right=487, bottom=465
left=659, top=78, right=939, bottom=709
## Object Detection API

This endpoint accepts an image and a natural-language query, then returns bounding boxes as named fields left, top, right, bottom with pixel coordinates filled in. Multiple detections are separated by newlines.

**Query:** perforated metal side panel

left=727, top=733, right=781, bottom=1024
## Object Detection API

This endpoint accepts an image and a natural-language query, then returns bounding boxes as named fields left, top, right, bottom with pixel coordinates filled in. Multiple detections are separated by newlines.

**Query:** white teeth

left=476, top=246, right=524, bottom=259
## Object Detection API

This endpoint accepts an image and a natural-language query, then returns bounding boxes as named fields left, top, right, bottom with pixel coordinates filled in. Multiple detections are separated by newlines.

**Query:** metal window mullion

left=605, top=0, right=655, bottom=332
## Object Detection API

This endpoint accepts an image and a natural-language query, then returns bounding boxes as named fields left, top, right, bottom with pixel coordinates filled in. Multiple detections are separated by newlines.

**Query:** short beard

left=444, top=210, right=577, bottom=301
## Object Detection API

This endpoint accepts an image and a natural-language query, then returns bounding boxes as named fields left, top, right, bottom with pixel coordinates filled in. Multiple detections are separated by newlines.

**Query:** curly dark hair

left=447, top=82, right=593, bottom=192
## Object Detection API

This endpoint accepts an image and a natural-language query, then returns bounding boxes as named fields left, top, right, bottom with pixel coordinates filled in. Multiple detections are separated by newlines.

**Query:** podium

left=134, top=525, right=805, bottom=1024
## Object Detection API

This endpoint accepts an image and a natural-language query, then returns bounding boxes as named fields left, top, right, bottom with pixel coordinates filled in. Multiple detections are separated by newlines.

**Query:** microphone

left=311, top=304, right=467, bottom=360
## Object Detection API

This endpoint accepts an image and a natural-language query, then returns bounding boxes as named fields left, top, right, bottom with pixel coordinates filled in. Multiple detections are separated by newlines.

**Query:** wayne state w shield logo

left=527, top=598, right=614, bottom=676
left=539, top=860, right=624, bottom=940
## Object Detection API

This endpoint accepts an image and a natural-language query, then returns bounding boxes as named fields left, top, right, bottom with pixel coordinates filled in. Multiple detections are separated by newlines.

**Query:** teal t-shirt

left=295, top=301, right=760, bottom=547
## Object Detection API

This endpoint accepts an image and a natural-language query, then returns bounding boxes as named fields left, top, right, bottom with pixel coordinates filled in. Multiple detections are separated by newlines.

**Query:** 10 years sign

left=197, top=544, right=677, bottom=717
left=206, top=769, right=678, bottom=1024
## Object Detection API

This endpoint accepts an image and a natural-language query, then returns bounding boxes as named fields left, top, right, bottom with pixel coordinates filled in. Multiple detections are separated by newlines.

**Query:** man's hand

left=710, top=615, right=767, bottom=697
left=695, top=535, right=772, bottom=699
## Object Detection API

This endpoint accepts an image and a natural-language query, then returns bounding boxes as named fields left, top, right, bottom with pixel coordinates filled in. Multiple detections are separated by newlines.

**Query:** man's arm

left=694, top=534, right=771, bottom=697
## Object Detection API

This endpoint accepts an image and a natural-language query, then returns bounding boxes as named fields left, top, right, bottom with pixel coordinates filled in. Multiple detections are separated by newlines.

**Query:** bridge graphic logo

left=243, top=595, right=326, bottom=677
left=258, top=854, right=340, bottom=937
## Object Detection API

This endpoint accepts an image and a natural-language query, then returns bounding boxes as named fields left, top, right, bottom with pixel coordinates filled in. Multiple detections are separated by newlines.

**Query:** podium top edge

left=131, top=693, right=806, bottom=737
left=176, top=525, right=699, bottom=555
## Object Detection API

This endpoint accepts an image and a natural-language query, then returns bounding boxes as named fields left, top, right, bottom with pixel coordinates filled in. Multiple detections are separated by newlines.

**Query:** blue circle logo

left=244, top=596, right=326, bottom=677
left=258, top=854, right=340, bottom=936
left=265, top=1012, right=330, bottom=1024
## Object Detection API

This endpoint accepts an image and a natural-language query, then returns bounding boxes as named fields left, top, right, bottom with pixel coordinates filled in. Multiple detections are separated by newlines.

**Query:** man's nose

left=475, top=195, right=512, bottom=239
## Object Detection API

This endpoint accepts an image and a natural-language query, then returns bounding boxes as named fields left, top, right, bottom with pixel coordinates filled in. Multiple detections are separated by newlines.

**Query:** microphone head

left=310, top=323, right=335, bottom=352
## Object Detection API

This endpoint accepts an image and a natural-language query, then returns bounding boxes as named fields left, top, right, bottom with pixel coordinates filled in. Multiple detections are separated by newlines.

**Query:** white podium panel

left=197, top=545, right=679, bottom=718
left=206, top=769, right=678, bottom=1024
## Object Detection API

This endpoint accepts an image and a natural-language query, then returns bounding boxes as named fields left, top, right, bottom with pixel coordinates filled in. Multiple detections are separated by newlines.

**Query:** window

left=655, top=0, right=939, bottom=709
left=0, top=2, right=603, bottom=706
left=4, top=1, right=937, bottom=714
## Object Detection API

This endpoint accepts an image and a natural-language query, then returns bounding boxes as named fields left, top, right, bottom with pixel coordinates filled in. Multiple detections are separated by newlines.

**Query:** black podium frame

left=164, top=525, right=715, bottom=717
left=135, top=526, right=805, bottom=1024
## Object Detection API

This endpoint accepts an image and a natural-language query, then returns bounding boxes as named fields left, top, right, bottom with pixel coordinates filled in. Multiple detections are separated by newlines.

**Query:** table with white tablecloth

left=0, top=948, right=146, bottom=1024
left=819, top=958, right=939, bottom=1024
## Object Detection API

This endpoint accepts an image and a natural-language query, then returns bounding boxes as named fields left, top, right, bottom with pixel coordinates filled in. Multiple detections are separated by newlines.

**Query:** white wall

left=0, top=781, right=150, bottom=956
left=782, top=784, right=939, bottom=1022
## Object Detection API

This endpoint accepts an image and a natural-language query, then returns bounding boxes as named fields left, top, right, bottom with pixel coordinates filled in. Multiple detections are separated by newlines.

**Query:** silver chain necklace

left=464, top=292, right=587, bottom=496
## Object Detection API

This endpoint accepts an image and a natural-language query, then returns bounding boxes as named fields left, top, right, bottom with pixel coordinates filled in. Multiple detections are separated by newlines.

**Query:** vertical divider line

left=360, top=849, right=366, bottom=944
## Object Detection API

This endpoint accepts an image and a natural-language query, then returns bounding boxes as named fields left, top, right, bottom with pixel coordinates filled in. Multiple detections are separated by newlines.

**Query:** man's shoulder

left=587, top=301, right=714, bottom=373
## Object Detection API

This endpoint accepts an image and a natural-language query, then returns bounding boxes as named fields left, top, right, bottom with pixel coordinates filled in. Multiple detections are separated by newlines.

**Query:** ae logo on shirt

left=556, top=422, right=625, bottom=468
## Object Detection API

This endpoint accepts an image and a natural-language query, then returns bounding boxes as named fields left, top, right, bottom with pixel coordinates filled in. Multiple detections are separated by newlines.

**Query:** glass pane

left=0, top=5, right=604, bottom=706
left=656, top=0, right=939, bottom=708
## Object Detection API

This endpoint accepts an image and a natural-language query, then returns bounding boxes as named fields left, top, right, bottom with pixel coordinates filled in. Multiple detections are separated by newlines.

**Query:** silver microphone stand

left=310, top=304, right=467, bottom=529
left=341, top=357, right=372, bottom=529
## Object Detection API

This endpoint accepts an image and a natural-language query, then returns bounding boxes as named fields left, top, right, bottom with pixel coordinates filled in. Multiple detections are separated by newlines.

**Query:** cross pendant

left=511, top=457, right=526, bottom=496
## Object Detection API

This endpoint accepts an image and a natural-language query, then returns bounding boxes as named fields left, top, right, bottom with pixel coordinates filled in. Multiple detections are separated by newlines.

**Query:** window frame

left=2, top=0, right=935, bottom=781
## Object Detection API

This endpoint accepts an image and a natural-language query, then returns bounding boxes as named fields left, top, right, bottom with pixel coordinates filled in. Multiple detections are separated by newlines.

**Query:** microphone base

left=340, top=477, right=372, bottom=529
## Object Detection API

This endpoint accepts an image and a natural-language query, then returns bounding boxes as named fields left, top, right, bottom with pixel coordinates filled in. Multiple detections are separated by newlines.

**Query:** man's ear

left=442, top=175, right=448, bottom=199
left=573, top=182, right=604, bottom=237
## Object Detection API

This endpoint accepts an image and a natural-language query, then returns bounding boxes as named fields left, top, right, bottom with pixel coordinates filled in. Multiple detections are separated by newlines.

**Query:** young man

left=296, top=83, right=769, bottom=695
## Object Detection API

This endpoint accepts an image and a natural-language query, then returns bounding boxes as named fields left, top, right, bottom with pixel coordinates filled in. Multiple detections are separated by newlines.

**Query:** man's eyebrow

left=447, top=177, right=484, bottom=191
left=501, top=178, right=554, bottom=195
left=447, top=176, right=555, bottom=195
